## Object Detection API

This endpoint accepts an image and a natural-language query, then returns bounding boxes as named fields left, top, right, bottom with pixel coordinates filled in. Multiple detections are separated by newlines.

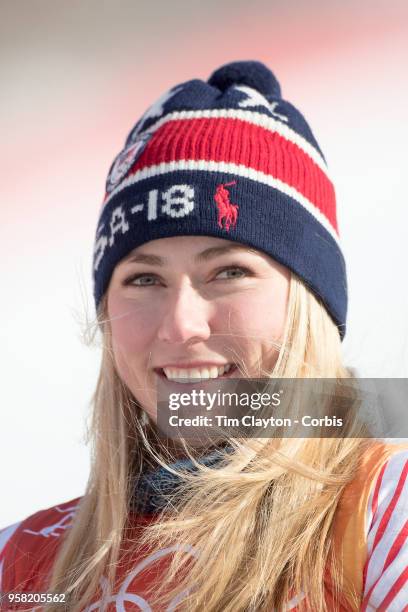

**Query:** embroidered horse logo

left=214, top=181, right=239, bottom=231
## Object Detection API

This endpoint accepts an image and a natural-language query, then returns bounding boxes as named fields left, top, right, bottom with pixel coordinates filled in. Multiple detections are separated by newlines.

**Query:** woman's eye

left=215, top=267, right=249, bottom=280
left=125, top=274, right=159, bottom=287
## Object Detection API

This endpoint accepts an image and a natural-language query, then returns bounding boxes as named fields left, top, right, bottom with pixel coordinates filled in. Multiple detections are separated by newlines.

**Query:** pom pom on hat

left=208, top=60, right=281, bottom=98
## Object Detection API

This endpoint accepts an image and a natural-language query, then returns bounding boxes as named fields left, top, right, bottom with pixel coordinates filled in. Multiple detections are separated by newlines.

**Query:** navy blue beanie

left=92, top=60, right=347, bottom=338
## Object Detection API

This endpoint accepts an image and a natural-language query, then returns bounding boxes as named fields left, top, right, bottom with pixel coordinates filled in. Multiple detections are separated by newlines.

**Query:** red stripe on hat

left=131, top=117, right=338, bottom=232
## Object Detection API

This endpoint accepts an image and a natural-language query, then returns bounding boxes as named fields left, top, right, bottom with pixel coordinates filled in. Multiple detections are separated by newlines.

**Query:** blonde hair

left=46, top=273, right=370, bottom=611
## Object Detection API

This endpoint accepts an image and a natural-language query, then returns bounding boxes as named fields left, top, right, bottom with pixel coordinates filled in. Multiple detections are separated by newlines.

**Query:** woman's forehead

left=123, top=236, right=260, bottom=261
left=116, top=235, right=289, bottom=278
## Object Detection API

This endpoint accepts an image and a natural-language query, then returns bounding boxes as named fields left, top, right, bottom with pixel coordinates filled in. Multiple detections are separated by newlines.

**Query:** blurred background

left=1, top=0, right=407, bottom=525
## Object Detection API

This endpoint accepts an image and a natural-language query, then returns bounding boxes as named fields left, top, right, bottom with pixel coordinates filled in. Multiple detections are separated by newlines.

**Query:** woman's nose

left=156, top=282, right=211, bottom=344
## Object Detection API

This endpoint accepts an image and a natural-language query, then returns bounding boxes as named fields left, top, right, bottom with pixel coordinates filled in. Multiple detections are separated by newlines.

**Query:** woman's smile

left=154, top=362, right=238, bottom=383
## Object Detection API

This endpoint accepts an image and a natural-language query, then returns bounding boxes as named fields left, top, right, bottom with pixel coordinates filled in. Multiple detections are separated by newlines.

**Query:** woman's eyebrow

left=124, top=244, right=256, bottom=266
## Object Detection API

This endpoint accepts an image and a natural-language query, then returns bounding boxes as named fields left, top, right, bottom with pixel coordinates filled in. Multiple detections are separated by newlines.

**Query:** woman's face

left=107, top=236, right=290, bottom=422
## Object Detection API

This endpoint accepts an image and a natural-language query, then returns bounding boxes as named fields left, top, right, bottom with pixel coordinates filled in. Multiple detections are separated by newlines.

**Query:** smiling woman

left=107, top=236, right=290, bottom=423
left=0, top=60, right=407, bottom=612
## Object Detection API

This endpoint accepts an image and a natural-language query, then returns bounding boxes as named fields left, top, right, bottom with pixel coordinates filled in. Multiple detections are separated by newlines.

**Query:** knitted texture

left=132, top=447, right=234, bottom=515
left=93, top=60, right=347, bottom=337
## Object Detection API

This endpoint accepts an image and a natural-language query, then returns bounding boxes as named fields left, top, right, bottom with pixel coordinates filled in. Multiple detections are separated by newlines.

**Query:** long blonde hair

left=46, top=273, right=370, bottom=611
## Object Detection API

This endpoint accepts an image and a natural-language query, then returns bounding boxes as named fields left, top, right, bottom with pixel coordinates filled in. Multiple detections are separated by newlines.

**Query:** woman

left=1, top=60, right=407, bottom=611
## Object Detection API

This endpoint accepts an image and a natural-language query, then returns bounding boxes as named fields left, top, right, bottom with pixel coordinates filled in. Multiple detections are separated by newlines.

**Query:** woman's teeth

left=162, top=364, right=233, bottom=383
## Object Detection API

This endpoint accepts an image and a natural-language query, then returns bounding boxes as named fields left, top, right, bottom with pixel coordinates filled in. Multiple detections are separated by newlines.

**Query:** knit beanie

left=92, top=60, right=347, bottom=338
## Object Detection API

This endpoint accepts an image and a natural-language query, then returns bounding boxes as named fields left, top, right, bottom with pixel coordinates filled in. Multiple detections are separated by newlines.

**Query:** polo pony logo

left=214, top=181, right=239, bottom=231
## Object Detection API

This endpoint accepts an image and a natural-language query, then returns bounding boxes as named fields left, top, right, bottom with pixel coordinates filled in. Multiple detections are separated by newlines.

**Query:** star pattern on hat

left=135, top=85, right=184, bottom=134
left=234, top=85, right=288, bottom=122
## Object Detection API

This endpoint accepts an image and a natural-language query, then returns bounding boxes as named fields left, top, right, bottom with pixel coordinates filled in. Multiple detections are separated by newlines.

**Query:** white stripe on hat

left=103, top=159, right=340, bottom=245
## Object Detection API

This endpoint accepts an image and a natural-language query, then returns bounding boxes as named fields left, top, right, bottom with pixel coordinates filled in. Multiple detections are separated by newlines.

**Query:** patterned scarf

left=132, top=446, right=234, bottom=515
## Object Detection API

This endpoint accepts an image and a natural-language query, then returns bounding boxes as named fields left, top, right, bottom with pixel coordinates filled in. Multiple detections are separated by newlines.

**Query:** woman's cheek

left=261, top=295, right=288, bottom=338
left=223, top=295, right=269, bottom=330
left=230, top=293, right=287, bottom=340
left=109, top=292, right=155, bottom=344
left=108, top=296, right=155, bottom=379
